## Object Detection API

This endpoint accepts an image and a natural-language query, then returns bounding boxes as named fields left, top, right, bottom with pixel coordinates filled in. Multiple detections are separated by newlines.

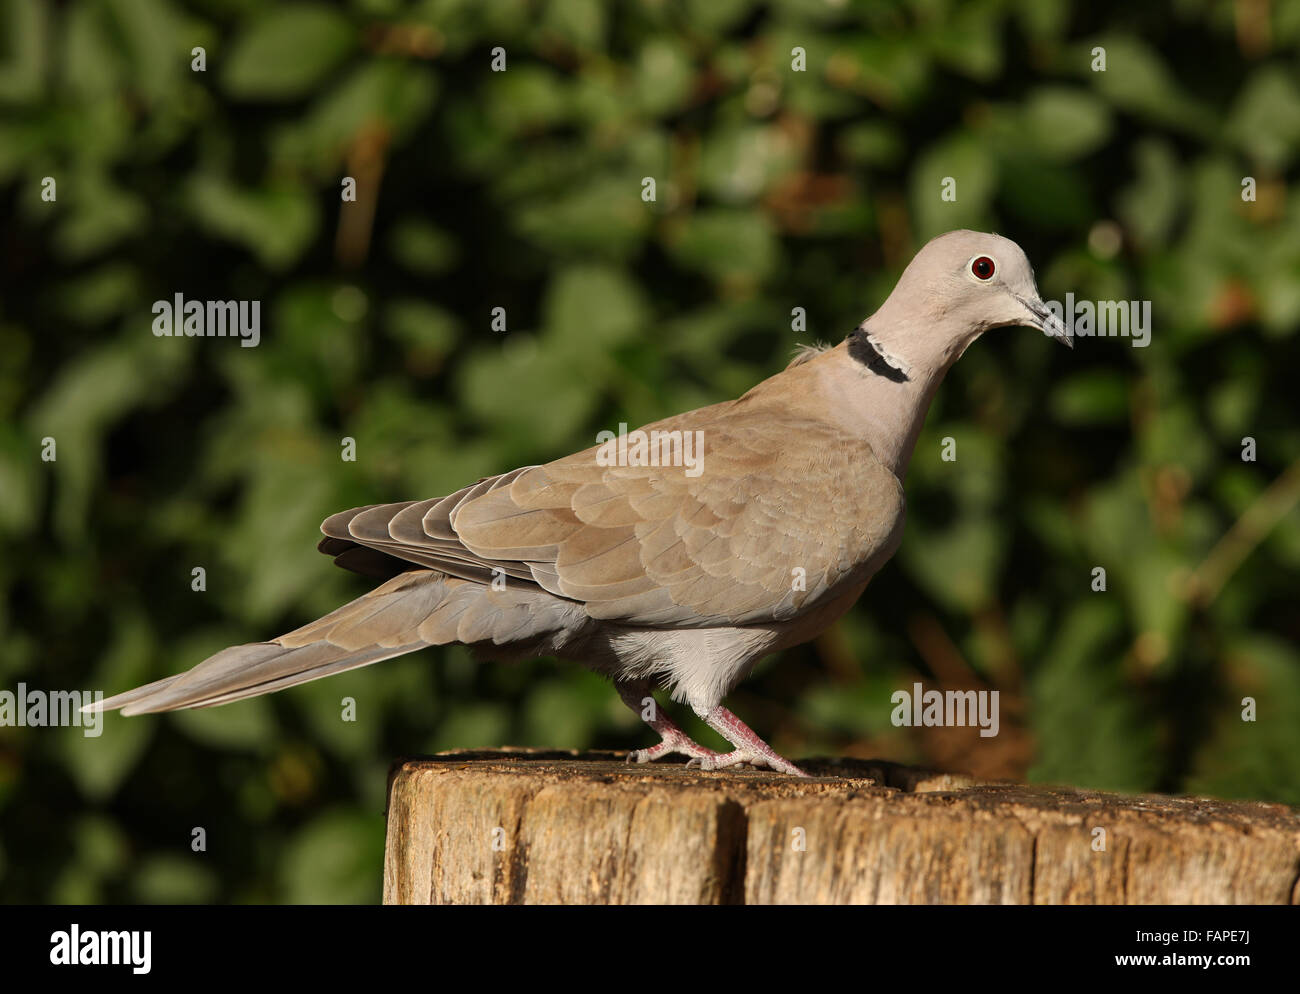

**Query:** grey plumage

left=88, top=230, right=1069, bottom=775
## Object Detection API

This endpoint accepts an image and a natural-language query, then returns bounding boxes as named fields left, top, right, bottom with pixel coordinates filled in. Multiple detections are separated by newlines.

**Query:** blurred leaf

left=169, top=697, right=278, bottom=751
left=275, top=62, right=437, bottom=170
left=458, top=338, right=600, bottom=451
left=186, top=175, right=318, bottom=269
left=1187, top=637, right=1300, bottom=805
left=281, top=809, right=384, bottom=903
left=839, top=121, right=903, bottom=167
left=0, top=0, right=47, bottom=102
left=0, top=425, right=41, bottom=536
left=541, top=0, right=606, bottom=50
left=387, top=300, right=458, bottom=359
left=911, top=133, right=997, bottom=239
left=1019, top=87, right=1112, bottom=161
left=133, top=855, right=220, bottom=904
left=1050, top=370, right=1129, bottom=425
left=699, top=124, right=798, bottom=204
left=522, top=676, right=605, bottom=748
left=62, top=719, right=153, bottom=802
left=1029, top=599, right=1159, bottom=792
left=926, top=5, right=1002, bottom=81
left=27, top=336, right=187, bottom=541
left=545, top=264, right=647, bottom=353
left=1226, top=66, right=1300, bottom=171
left=223, top=6, right=354, bottom=100
left=427, top=703, right=511, bottom=752
left=663, top=209, right=779, bottom=283
left=512, top=175, right=652, bottom=257
left=101, top=0, right=184, bottom=104
left=387, top=220, right=458, bottom=275
left=1082, top=35, right=1209, bottom=133
left=54, top=172, right=147, bottom=258
left=633, top=39, right=693, bottom=116
left=1117, top=139, right=1182, bottom=248
left=902, top=516, right=1004, bottom=613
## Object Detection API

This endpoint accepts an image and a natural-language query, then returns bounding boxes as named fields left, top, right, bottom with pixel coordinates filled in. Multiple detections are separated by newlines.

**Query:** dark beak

left=1018, top=294, right=1072, bottom=348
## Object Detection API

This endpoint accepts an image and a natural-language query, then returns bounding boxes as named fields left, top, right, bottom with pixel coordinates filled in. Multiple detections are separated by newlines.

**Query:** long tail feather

left=84, top=569, right=584, bottom=716
left=87, top=572, right=440, bottom=715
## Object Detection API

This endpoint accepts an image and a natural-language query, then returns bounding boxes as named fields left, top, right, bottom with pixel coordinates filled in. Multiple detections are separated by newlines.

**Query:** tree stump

left=383, top=749, right=1300, bottom=905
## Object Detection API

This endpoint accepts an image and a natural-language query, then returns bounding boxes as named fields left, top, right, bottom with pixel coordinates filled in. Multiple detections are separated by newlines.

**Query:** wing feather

left=318, top=406, right=904, bottom=629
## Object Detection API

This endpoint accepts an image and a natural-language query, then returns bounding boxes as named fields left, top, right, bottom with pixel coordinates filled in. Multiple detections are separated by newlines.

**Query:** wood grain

left=383, top=749, right=1300, bottom=905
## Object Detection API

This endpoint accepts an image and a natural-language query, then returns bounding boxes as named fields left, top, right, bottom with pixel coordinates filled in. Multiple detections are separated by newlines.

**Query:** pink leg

left=687, top=705, right=810, bottom=778
left=616, top=681, right=720, bottom=765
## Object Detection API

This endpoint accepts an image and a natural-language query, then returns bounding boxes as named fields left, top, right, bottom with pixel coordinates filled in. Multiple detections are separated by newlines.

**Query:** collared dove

left=88, top=230, right=1069, bottom=776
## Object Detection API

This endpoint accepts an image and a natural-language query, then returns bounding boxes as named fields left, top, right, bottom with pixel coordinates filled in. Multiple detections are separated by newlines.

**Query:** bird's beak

left=1017, top=294, right=1072, bottom=348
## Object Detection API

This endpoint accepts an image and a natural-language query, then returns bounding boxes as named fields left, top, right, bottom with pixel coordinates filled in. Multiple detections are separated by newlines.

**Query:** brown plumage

left=89, top=230, right=1069, bottom=776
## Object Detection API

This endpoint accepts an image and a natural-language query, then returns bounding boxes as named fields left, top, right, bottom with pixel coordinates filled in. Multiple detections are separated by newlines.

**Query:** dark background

left=1, top=0, right=1298, bottom=902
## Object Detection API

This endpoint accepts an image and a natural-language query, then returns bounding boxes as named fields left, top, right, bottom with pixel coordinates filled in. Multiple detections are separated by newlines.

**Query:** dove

left=87, top=230, right=1069, bottom=777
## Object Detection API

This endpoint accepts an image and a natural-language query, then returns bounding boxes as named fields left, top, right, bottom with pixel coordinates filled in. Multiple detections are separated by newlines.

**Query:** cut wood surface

left=383, top=749, right=1300, bottom=905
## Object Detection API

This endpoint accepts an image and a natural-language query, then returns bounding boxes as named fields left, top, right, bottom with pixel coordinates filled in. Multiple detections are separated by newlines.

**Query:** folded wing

left=320, top=407, right=904, bottom=629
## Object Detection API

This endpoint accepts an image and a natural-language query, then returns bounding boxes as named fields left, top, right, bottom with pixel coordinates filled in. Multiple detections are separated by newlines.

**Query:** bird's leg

left=616, top=680, right=721, bottom=765
left=687, top=705, right=810, bottom=778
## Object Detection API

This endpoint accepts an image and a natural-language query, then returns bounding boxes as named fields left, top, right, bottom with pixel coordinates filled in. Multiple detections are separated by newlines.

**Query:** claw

left=686, top=749, right=810, bottom=778
left=616, top=681, right=808, bottom=776
left=692, top=705, right=812, bottom=777
left=626, top=733, right=720, bottom=766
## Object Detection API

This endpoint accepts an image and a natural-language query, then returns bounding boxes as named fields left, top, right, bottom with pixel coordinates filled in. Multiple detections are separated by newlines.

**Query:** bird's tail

left=85, top=569, right=560, bottom=715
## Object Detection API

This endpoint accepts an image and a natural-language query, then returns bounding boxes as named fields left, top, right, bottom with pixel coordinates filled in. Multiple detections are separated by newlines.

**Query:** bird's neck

left=784, top=329, right=961, bottom=481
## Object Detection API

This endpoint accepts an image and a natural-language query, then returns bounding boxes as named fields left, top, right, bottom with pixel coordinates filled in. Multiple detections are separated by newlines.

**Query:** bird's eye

left=971, top=256, right=995, bottom=280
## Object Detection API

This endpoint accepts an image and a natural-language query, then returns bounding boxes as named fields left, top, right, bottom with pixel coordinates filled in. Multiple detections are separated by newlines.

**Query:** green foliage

left=1, top=0, right=1298, bottom=904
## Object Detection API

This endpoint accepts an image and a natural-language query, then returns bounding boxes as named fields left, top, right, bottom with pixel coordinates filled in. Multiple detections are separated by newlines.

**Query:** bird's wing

left=322, top=405, right=904, bottom=628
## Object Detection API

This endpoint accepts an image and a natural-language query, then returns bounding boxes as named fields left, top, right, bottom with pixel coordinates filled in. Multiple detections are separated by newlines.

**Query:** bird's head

left=917, top=229, right=1069, bottom=348
left=858, top=230, right=1071, bottom=376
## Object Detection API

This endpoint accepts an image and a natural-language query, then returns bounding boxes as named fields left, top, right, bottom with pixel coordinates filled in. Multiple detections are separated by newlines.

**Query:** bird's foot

left=625, top=732, right=720, bottom=765
left=686, top=748, right=810, bottom=778
left=689, top=704, right=812, bottom=777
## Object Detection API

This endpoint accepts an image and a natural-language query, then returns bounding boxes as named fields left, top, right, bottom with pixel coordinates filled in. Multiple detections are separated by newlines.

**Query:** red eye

left=971, top=256, right=995, bottom=280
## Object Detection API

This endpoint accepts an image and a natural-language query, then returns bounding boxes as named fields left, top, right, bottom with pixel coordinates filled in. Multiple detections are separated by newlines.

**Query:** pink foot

left=616, top=680, right=720, bottom=766
left=626, top=732, right=720, bottom=765
left=689, top=705, right=811, bottom=778
left=685, top=748, right=809, bottom=777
